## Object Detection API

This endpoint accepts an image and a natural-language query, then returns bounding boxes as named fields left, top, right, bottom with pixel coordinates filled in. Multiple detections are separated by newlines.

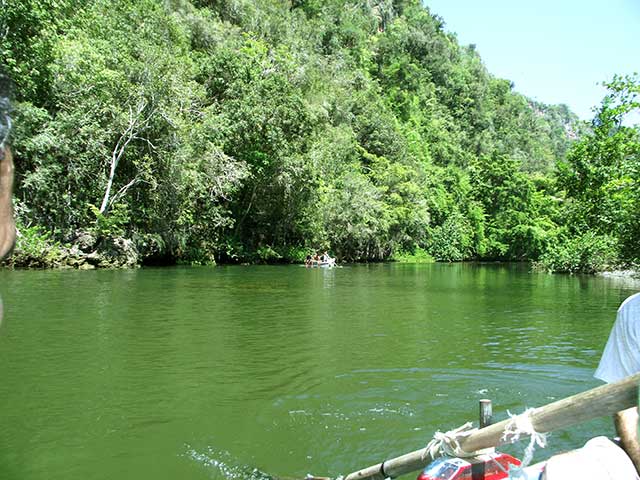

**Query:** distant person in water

left=594, top=292, right=640, bottom=473
left=322, top=251, right=335, bottom=266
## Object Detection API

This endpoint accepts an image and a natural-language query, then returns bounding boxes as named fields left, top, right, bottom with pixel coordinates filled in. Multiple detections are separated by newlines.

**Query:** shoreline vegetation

left=2, top=1, right=639, bottom=273
left=4, top=232, right=640, bottom=281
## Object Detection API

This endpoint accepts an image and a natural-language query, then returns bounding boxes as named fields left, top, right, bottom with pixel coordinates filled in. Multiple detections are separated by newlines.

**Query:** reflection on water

left=0, top=264, right=635, bottom=480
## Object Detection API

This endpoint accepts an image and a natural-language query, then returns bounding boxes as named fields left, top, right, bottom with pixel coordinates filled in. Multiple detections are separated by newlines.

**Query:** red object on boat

left=416, top=452, right=521, bottom=480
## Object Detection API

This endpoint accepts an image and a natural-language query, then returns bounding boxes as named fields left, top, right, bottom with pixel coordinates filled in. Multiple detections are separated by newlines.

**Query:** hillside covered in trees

left=2, top=0, right=639, bottom=271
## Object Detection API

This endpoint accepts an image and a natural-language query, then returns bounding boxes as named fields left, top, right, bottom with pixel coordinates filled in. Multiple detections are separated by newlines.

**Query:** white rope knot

left=501, top=408, right=548, bottom=479
left=423, top=421, right=478, bottom=460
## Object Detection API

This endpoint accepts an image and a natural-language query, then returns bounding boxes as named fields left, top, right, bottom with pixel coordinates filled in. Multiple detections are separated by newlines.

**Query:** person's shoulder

left=619, top=292, right=640, bottom=312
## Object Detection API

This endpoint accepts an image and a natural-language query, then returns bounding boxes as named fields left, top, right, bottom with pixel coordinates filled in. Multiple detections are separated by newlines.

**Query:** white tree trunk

left=99, top=100, right=150, bottom=214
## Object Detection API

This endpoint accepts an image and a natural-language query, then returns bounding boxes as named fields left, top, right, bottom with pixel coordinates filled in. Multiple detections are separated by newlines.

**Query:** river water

left=0, top=263, right=637, bottom=480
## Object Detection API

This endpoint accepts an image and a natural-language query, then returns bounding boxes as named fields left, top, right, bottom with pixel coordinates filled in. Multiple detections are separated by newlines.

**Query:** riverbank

left=2, top=230, right=140, bottom=269
left=3, top=229, right=639, bottom=278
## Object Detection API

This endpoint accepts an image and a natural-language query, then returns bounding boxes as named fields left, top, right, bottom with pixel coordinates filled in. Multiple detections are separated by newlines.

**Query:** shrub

left=427, top=212, right=473, bottom=262
left=277, top=246, right=314, bottom=263
left=255, top=245, right=282, bottom=263
left=9, top=224, right=63, bottom=268
left=535, top=232, right=619, bottom=273
left=390, top=246, right=434, bottom=263
left=88, top=203, right=130, bottom=239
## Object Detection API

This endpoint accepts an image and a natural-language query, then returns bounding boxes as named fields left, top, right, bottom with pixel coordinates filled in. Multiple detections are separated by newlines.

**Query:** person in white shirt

left=594, top=292, right=640, bottom=473
left=542, top=294, right=640, bottom=480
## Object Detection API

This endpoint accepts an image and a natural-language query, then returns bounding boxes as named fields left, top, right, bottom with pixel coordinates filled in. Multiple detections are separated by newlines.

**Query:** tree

left=7, top=0, right=580, bottom=266
left=556, top=74, right=640, bottom=265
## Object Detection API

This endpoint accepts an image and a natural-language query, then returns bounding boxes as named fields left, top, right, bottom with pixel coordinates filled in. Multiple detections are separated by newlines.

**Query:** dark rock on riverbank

left=92, top=236, right=138, bottom=268
left=4, top=230, right=140, bottom=269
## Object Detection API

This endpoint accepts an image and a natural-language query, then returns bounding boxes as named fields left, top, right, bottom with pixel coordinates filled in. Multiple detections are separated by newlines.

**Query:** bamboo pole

left=341, top=373, right=640, bottom=480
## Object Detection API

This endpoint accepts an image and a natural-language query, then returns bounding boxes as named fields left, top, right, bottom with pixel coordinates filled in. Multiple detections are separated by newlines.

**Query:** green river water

left=0, top=263, right=637, bottom=480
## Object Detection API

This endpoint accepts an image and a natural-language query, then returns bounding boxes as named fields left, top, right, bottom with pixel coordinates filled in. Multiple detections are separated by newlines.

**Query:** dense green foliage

left=2, top=0, right=637, bottom=270
left=538, top=74, right=640, bottom=272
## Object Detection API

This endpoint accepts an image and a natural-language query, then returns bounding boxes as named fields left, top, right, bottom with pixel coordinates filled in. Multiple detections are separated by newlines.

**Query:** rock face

left=93, top=236, right=138, bottom=268
left=75, top=231, right=98, bottom=253
left=133, top=233, right=167, bottom=264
